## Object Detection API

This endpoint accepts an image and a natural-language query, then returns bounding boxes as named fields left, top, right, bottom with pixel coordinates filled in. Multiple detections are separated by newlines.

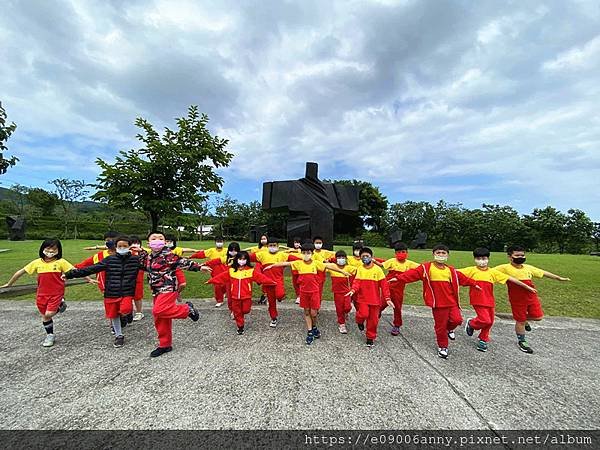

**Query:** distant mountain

left=0, top=186, right=102, bottom=211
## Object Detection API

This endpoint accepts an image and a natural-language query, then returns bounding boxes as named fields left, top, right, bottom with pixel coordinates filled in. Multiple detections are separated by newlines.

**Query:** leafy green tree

left=564, top=209, right=594, bottom=254
left=0, top=101, right=18, bottom=175
left=50, top=178, right=89, bottom=238
left=328, top=180, right=388, bottom=232
left=384, top=201, right=436, bottom=243
left=93, top=106, right=232, bottom=230
left=26, top=188, right=59, bottom=216
left=523, top=206, right=568, bottom=253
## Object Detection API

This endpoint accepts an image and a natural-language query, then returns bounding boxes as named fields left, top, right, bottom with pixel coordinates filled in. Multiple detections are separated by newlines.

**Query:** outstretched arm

left=1, top=268, right=27, bottom=288
left=65, top=261, right=108, bottom=279
left=323, top=263, right=351, bottom=277
left=507, top=276, right=538, bottom=293
left=542, top=270, right=570, bottom=282
left=263, top=262, right=292, bottom=271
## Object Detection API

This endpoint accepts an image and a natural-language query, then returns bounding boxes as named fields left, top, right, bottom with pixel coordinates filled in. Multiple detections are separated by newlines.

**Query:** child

left=394, top=244, right=480, bottom=358
left=189, top=236, right=228, bottom=307
left=76, top=231, right=118, bottom=294
left=347, top=242, right=364, bottom=267
left=459, top=247, right=538, bottom=352
left=329, top=250, right=357, bottom=334
left=344, top=247, right=393, bottom=347
left=129, top=235, right=146, bottom=321
left=141, top=231, right=211, bottom=357
left=245, top=234, right=269, bottom=304
left=494, top=245, right=570, bottom=354
left=164, top=234, right=199, bottom=256
left=83, top=230, right=119, bottom=251
left=286, top=236, right=303, bottom=304
left=1, top=239, right=80, bottom=347
left=65, top=236, right=144, bottom=348
left=380, top=242, right=419, bottom=335
left=207, top=251, right=276, bottom=334
left=311, top=236, right=336, bottom=299
left=265, top=243, right=350, bottom=344
left=250, top=237, right=297, bottom=328
left=203, top=242, right=241, bottom=315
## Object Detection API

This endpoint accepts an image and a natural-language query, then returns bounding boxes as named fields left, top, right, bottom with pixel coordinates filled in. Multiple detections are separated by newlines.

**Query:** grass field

left=1, top=239, right=599, bottom=319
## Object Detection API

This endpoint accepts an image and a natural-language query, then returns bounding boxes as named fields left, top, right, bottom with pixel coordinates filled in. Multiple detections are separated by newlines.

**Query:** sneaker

left=214, top=302, right=223, bottom=308
left=338, top=324, right=348, bottom=334
left=269, top=318, right=278, bottom=328
left=357, top=322, right=365, bottom=332
left=518, top=340, right=534, bottom=354
left=306, top=331, right=314, bottom=345
left=295, top=297, right=300, bottom=304
left=438, top=347, right=448, bottom=359
left=477, top=340, right=488, bottom=352
left=237, top=326, right=244, bottom=335
left=114, top=336, right=124, bottom=348
left=465, top=319, right=474, bottom=337
left=42, top=334, right=55, bottom=347
left=133, top=312, right=144, bottom=321
left=312, top=327, right=321, bottom=339
left=524, top=322, right=532, bottom=332
left=390, top=326, right=400, bottom=336
left=110, top=325, right=115, bottom=335
left=187, top=302, right=200, bottom=321
left=150, top=346, right=172, bottom=357
left=366, top=338, right=374, bottom=347
left=58, top=299, right=67, bottom=313
left=447, top=331, right=456, bottom=340
left=258, top=294, right=266, bottom=304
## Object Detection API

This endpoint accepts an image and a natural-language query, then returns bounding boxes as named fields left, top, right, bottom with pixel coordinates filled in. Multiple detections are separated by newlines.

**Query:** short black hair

left=352, top=242, right=363, bottom=251
left=335, top=250, right=347, bottom=258
left=301, top=243, right=315, bottom=252
left=232, top=250, right=253, bottom=271
left=130, top=235, right=141, bottom=245
left=293, top=236, right=302, bottom=243
left=104, top=231, right=119, bottom=240
left=360, top=247, right=373, bottom=256
left=394, top=242, right=408, bottom=252
left=39, top=239, right=62, bottom=260
left=507, top=245, right=525, bottom=255
left=432, top=244, right=450, bottom=253
left=473, top=247, right=490, bottom=258
left=267, top=237, right=278, bottom=244
left=115, top=235, right=131, bottom=246
left=215, top=236, right=224, bottom=242
left=312, top=236, right=323, bottom=242
left=147, top=230, right=164, bottom=239
left=227, top=242, right=241, bottom=253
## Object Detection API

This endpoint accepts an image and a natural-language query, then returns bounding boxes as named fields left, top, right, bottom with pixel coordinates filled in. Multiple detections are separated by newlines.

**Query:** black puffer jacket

left=66, top=253, right=143, bottom=298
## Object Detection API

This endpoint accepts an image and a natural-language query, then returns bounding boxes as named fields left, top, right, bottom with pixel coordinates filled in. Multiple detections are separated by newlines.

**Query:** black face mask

left=512, top=257, right=526, bottom=265
left=105, top=240, right=116, bottom=249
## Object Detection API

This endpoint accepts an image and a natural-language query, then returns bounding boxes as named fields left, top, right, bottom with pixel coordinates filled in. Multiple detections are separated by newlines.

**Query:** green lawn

left=1, top=239, right=599, bottom=319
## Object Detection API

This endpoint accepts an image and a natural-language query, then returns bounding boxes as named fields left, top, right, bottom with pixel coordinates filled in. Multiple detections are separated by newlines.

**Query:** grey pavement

left=0, top=299, right=598, bottom=430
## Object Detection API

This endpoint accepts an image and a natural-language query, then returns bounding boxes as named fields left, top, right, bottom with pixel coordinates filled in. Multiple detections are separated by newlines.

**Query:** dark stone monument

left=388, top=230, right=403, bottom=248
left=6, top=216, right=26, bottom=241
left=410, top=231, right=427, bottom=249
left=248, top=225, right=268, bottom=243
left=262, top=162, right=360, bottom=250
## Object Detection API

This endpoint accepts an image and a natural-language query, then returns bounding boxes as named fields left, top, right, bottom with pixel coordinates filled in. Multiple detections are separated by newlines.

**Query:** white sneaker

left=447, top=331, right=456, bottom=340
left=270, top=318, right=278, bottom=328
left=338, top=324, right=348, bottom=334
left=42, top=334, right=55, bottom=347
left=215, top=302, right=224, bottom=308
left=438, top=347, right=448, bottom=359
left=133, top=312, right=144, bottom=321
left=295, top=297, right=300, bottom=304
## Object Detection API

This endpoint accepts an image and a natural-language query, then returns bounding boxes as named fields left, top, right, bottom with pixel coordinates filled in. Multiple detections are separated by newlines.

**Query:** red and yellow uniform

left=330, top=264, right=357, bottom=325
left=494, top=264, right=545, bottom=322
left=208, top=267, right=276, bottom=328
left=290, top=259, right=327, bottom=310
left=23, top=258, right=74, bottom=314
left=251, top=251, right=296, bottom=319
left=351, top=265, right=390, bottom=341
left=76, top=250, right=110, bottom=293
left=286, top=248, right=302, bottom=296
left=397, top=262, right=477, bottom=348
left=190, top=247, right=228, bottom=304
left=458, top=266, right=510, bottom=342
left=381, top=257, right=419, bottom=327
left=312, top=249, right=335, bottom=298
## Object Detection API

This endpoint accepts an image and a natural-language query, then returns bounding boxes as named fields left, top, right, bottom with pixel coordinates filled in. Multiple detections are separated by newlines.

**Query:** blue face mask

left=361, top=256, right=372, bottom=265
left=336, top=258, right=347, bottom=266
left=105, top=240, right=116, bottom=249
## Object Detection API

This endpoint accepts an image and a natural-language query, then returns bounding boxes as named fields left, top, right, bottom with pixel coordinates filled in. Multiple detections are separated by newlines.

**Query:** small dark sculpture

left=6, top=216, right=25, bottom=241
left=411, top=231, right=427, bottom=249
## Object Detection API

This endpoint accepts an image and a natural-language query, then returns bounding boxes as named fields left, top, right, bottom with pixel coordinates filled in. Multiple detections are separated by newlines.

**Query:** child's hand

left=559, top=277, right=571, bottom=282
left=344, top=290, right=355, bottom=297
left=388, top=277, right=398, bottom=283
left=474, top=284, right=482, bottom=291
left=342, top=271, right=351, bottom=277
left=528, top=286, right=538, bottom=294
left=0, top=283, right=9, bottom=289
left=386, top=299, right=394, bottom=309
left=263, top=265, right=273, bottom=271
left=87, top=278, right=99, bottom=285
left=60, top=274, right=66, bottom=281
left=201, top=265, right=212, bottom=273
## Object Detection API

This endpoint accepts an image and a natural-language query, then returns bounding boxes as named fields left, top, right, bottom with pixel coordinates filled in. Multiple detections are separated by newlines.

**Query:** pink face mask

left=148, top=240, right=165, bottom=251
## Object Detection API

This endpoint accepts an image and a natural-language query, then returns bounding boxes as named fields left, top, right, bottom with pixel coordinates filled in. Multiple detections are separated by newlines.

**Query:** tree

left=26, top=188, right=59, bottom=216
left=564, top=209, right=594, bottom=254
left=328, top=180, right=388, bottom=232
left=92, top=105, right=232, bottom=230
left=592, top=223, right=600, bottom=252
left=6, top=184, right=29, bottom=216
left=383, top=201, right=436, bottom=243
left=0, top=101, right=18, bottom=175
left=50, top=178, right=89, bottom=238
left=523, top=206, right=568, bottom=253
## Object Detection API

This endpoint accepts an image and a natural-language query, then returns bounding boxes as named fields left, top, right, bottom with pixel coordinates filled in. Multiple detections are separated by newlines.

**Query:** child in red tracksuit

left=207, top=251, right=276, bottom=334
left=395, top=244, right=480, bottom=359
left=380, top=242, right=419, bottom=336
left=459, top=247, right=538, bottom=353
left=286, top=236, right=303, bottom=304
left=142, top=231, right=211, bottom=358
left=345, top=247, right=392, bottom=347
left=329, top=250, right=357, bottom=334
left=189, top=236, right=228, bottom=307
left=201, top=242, right=241, bottom=315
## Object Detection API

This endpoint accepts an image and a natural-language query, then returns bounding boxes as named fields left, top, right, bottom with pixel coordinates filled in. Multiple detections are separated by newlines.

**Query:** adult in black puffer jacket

left=65, top=236, right=146, bottom=348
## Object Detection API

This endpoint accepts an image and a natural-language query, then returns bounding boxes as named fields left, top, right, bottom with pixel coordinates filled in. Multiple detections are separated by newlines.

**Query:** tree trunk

left=150, top=211, right=159, bottom=231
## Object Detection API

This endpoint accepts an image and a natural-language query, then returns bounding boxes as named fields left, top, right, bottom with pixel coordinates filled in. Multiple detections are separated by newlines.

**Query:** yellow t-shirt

left=458, top=266, right=510, bottom=284
left=493, top=264, right=544, bottom=281
left=429, top=264, right=452, bottom=282
left=382, top=258, right=420, bottom=273
left=329, top=264, right=357, bottom=278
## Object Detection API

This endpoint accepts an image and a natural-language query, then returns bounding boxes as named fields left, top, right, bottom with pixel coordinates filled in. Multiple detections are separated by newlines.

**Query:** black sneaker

left=237, top=326, right=244, bottom=335
left=357, top=322, right=365, bottom=332
left=524, top=322, right=532, bottom=332
left=150, top=346, right=172, bottom=357
left=306, top=331, right=314, bottom=345
left=186, top=302, right=199, bottom=321
left=518, top=340, right=533, bottom=354
left=58, top=299, right=67, bottom=313
left=110, top=325, right=115, bottom=335
left=366, top=339, right=374, bottom=347
left=312, top=327, right=321, bottom=339
left=465, top=319, right=474, bottom=337
left=258, top=294, right=266, bottom=304
left=114, top=336, right=124, bottom=348
left=120, top=315, right=128, bottom=328
left=447, top=330, right=456, bottom=340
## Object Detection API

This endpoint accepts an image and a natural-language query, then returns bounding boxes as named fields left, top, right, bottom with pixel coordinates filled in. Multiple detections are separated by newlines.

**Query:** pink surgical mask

left=149, top=240, right=165, bottom=251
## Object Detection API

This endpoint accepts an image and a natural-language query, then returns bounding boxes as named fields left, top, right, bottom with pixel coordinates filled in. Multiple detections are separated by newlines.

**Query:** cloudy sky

left=1, top=0, right=599, bottom=219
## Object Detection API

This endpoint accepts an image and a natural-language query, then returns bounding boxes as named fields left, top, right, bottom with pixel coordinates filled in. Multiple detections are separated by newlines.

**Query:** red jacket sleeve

left=396, top=265, right=424, bottom=284
left=351, top=277, right=361, bottom=293
left=457, top=270, right=478, bottom=287
left=75, top=255, right=95, bottom=269
left=252, top=269, right=277, bottom=286
left=287, top=254, right=301, bottom=261
left=204, top=258, right=223, bottom=268
left=190, top=250, right=207, bottom=259
left=207, top=270, right=231, bottom=286
left=249, top=252, right=258, bottom=263
left=175, top=268, right=186, bottom=285
left=379, top=277, right=391, bottom=300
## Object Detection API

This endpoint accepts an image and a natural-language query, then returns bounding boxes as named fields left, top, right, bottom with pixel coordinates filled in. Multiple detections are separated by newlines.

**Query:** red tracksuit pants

left=355, top=302, right=381, bottom=340
left=231, top=297, right=252, bottom=328
left=380, top=288, right=405, bottom=327
left=470, top=305, right=495, bottom=342
left=292, top=273, right=300, bottom=297
left=432, top=306, right=463, bottom=348
left=265, top=282, right=285, bottom=320
left=333, top=293, right=352, bottom=324
left=152, top=292, right=189, bottom=348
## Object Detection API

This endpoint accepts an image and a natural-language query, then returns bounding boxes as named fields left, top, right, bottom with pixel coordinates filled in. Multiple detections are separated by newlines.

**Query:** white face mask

left=260, top=239, right=267, bottom=245
left=216, top=242, right=224, bottom=248
left=116, top=248, right=130, bottom=255
left=475, top=258, right=489, bottom=267
left=228, top=250, right=237, bottom=256
left=43, top=250, right=57, bottom=258
left=268, top=246, right=278, bottom=254
left=353, top=250, right=360, bottom=257
left=314, top=243, right=323, bottom=250
left=434, top=255, right=448, bottom=263
left=294, top=242, right=301, bottom=249
left=337, top=258, right=346, bottom=266
left=302, top=253, right=312, bottom=261
left=238, top=259, right=247, bottom=266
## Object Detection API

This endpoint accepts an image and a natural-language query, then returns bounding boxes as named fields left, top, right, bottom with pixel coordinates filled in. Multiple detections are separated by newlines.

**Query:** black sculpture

left=388, top=230, right=403, bottom=248
left=6, top=216, right=26, bottom=241
left=262, top=162, right=359, bottom=250
left=411, top=231, right=428, bottom=249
